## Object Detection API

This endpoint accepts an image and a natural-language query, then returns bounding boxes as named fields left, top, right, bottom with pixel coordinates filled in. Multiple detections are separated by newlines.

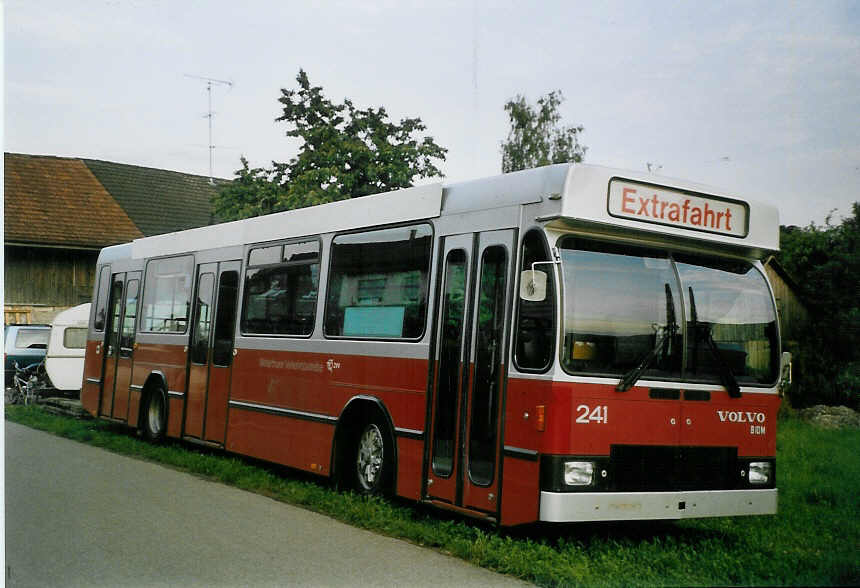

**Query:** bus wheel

left=142, top=387, right=167, bottom=442
left=354, top=419, right=392, bottom=494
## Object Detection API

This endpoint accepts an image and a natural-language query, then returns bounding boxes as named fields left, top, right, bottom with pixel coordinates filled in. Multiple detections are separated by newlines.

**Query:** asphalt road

left=5, top=422, right=528, bottom=587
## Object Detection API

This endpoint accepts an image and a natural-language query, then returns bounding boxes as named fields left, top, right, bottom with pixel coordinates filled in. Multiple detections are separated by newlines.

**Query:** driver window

left=514, top=230, right=555, bottom=371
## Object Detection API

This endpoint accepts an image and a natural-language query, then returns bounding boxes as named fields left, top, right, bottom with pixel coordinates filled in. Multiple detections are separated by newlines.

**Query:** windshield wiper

left=617, top=283, right=678, bottom=392
left=688, top=287, right=741, bottom=398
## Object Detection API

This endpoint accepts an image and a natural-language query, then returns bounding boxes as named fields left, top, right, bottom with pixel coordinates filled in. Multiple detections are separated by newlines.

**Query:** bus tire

left=352, top=417, right=393, bottom=495
left=142, top=386, right=167, bottom=442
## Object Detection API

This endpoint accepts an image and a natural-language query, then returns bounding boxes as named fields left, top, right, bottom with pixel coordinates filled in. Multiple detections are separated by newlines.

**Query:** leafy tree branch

left=501, top=90, right=586, bottom=173
left=215, top=69, right=447, bottom=220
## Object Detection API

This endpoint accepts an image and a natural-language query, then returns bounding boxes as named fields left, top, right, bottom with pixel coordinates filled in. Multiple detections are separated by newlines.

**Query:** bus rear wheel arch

left=334, top=398, right=396, bottom=495
left=140, top=377, right=168, bottom=442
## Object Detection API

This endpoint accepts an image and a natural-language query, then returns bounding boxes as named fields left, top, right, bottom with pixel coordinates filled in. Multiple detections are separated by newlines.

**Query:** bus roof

left=130, top=182, right=443, bottom=260
left=119, top=163, right=778, bottom=260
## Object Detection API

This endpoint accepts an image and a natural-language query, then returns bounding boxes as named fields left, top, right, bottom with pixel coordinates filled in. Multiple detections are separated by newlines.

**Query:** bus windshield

left=559, top=237, right=779, bottom=386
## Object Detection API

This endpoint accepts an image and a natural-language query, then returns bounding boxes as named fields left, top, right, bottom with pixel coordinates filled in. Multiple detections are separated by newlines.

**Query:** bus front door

left=184, top=261, right=240, bottom=444
left=426, top=230, right=515, bottom=517
left=99, top=271, right=141, bottom=421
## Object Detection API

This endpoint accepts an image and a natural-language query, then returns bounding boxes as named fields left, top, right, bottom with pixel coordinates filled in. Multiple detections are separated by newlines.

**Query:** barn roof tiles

left=4, top=153, right=143, bottom=248
left=83, top=158, right=220, bottom=237
left=4, top=153, right=224, bottom=248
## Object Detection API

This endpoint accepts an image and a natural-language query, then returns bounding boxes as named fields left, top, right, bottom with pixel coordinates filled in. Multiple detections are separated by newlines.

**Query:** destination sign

left=607, top=179, right=748, bottom=237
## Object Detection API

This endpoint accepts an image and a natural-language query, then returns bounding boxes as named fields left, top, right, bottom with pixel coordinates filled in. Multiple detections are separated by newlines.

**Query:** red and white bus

left=81, top=163, right=789, bottom=526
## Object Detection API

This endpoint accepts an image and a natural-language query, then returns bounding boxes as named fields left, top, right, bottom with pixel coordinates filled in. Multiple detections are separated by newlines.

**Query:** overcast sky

left=5, top=0, right=859, bottom=227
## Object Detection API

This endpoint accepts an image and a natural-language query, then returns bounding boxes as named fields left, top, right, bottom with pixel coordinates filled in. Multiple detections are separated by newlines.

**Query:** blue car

left=4, top=325, right=51, bottom=387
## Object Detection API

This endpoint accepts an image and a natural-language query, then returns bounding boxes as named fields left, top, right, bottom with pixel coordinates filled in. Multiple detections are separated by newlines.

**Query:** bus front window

left=560, top=239, right=682, bottom=380
left=675, top=255, right=779, bottom=385
left=560, top=238, right=779, bottom=386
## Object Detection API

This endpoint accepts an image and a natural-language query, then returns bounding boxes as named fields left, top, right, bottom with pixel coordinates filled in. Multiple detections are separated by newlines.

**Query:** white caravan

left=46, top=303, right=90, bottom=392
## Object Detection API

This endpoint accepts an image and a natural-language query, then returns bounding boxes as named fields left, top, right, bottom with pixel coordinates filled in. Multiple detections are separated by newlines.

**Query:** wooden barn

left=764, top=256, right=810, bottom=344
left=4, top=153, right=223, bottom=324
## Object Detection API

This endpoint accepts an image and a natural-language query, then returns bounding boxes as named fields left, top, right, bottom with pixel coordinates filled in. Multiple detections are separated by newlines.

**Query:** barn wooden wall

left=765, top=264, right=809, bottom=342
left=4, top=245, right=98, bottom=322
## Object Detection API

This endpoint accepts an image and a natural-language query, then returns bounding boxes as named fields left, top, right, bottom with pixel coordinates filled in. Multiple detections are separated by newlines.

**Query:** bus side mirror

left=779, top=351, right=792, bottom=395
left=520, top=270, right=547, bottom=302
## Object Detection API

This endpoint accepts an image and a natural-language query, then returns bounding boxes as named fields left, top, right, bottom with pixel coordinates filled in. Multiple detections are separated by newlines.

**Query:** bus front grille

left=609, top=445, right=738, bottom=491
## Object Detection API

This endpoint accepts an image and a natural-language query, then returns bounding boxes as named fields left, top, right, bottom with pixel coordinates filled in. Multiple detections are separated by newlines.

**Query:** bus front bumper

left=539, top=488, right=778, bottom=522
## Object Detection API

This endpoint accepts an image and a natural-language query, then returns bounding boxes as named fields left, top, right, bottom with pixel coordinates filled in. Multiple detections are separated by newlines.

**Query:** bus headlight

left=748, top=461, right=772, bottom=485
left=564, top=461, right=594, bottom=486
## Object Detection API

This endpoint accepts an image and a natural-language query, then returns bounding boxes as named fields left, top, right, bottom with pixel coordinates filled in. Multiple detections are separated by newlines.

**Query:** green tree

left=213, top=157, right=289, bottom=220
left=777, top=203, right=860, bottom=408
left=214, top=70, right=447, bottom=220
left=500, top=90, right=586, bottom=173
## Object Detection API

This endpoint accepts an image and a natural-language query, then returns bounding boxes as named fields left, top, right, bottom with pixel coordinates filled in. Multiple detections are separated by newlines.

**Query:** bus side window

left=93, top=265, right=112, bottom=331
left=324, top=224, right=433, bottom=339
left=241, top=239, right=320, bottom=337
left=514, top=230, right=555, bottom=371
left=119, top=279, right=140, bottom=356
left=213, top=270, right=239, bottom=365
left=140, top=256, right=194, bottom=333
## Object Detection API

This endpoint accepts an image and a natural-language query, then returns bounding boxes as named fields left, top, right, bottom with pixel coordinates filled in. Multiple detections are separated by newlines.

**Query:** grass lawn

left=6, top=405, right=858, bottom=586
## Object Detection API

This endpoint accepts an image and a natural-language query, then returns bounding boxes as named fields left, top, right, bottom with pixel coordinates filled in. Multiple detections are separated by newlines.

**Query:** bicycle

left=10, top=360, right=51, bottom=405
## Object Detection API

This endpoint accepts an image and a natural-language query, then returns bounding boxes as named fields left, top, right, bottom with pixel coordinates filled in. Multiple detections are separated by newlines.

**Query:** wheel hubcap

left=356, top=424, right=384, bottom=490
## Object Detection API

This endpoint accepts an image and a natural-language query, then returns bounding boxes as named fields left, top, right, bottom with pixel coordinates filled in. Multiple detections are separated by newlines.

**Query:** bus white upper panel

left=130, top=183, right=443, bottom=260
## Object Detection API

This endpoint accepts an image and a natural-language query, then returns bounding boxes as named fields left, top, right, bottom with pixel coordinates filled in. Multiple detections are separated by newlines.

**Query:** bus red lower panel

left=128, top=388, right=142, bottom=429
left=500, top=456, right=540, bottom=526
left=228, top=348, right=429, bottom=487
left=111, top=359, right=133, bottom=422
left=226, top=408, right=334, bottom=476
left=540, top=382, right=779, bottom=457
left=230, top=349, right=428, bottom=432
left=395, top=437, right=423, bottom=500
left=532, top=380, right=780, bottom=457
left=81, top=379, right=100, bottom=417
left=680, top=395, right=779, bottom=456
left=132, top=343, right=189, bottom=439
left=184, top=363, right=207, bottom=438
left=100, top=365, right=115, bottom=417
left=544, top=383, right=680, bottom=454
left=81, top=339, right=102, bottom=416
left=204, top=365, right=231, bottom=444
left=167, top=397, right=183, bottom=438
left=503, top=377, right=550, bottom=452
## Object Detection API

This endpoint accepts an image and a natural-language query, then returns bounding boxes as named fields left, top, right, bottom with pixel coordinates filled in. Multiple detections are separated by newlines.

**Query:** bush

left=779, top=204, right=859, bottom=409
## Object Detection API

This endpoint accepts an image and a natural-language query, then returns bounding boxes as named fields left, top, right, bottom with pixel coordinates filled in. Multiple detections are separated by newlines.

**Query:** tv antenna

left=471, top=0, right=479, bottom=173
left=185, top=74, right=233, bottom=183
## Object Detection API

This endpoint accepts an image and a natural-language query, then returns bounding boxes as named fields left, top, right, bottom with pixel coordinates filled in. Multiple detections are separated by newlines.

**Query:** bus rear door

left=99, top=271, right=141, bottom=421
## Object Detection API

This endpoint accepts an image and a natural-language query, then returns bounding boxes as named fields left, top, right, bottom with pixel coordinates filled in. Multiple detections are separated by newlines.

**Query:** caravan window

left=63, top=328, right=88, bottom=349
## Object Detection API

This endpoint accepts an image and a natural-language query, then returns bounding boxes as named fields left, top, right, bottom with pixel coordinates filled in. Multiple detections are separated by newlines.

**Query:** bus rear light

left=536, top=405, right=545, bottom=431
